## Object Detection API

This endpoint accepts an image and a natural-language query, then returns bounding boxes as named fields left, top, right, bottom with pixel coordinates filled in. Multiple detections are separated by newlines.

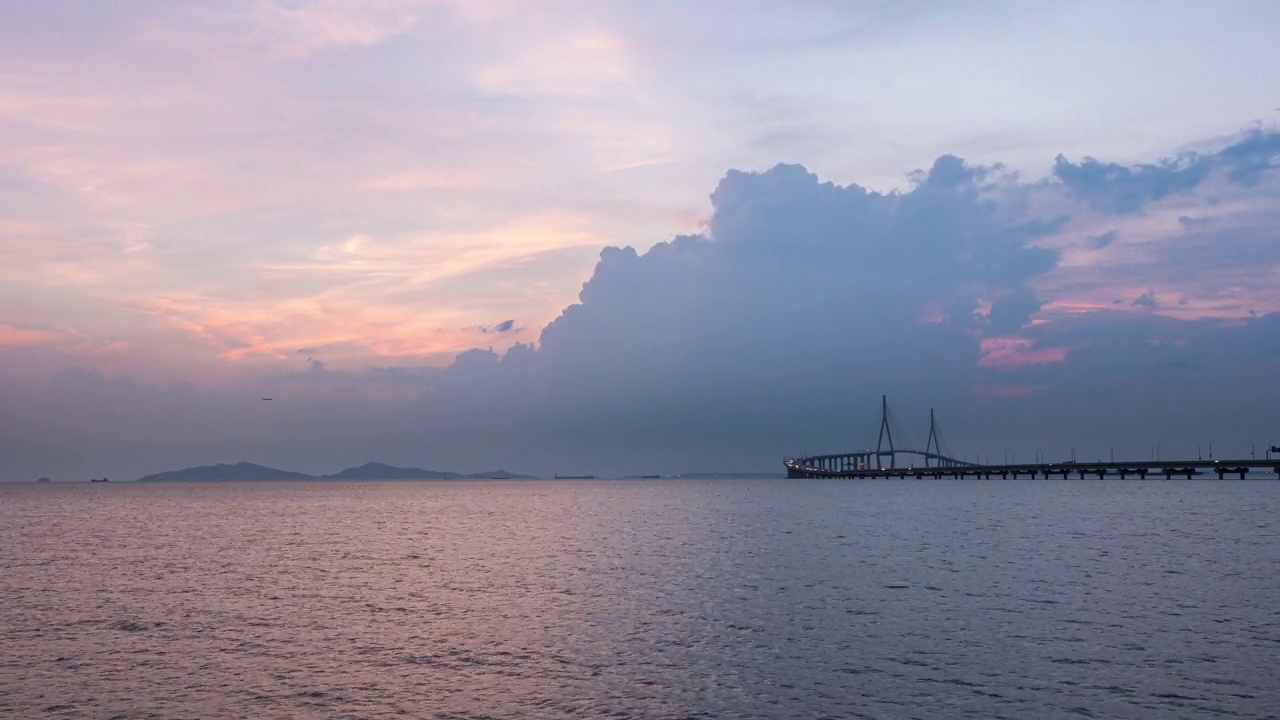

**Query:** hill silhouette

left=135, top=461, right=537, bottom=482
left=136, top=462, right=313, bottom=482
left=322, top=462, right=537, bottom=480
left=322, top=462, right=454, bottom=480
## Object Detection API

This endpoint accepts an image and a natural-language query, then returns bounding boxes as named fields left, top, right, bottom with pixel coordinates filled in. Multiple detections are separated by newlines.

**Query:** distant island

left=89, top=462, right=785, bottom=483
left=136, top=462, right=313, bottom=482
left=323, top=462, right=535, bottom=480
left=135, top=461, right=538, bottom=482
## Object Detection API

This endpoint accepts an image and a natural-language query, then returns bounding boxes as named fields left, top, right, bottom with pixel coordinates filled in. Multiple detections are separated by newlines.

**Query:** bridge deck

left=787, top=398, right=1278, bottom=479
left=785, top=457, right=1280, bottom=479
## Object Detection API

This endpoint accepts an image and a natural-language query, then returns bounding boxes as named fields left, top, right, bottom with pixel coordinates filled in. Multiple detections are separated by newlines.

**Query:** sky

left=2, top=0, right=1279, bottom=480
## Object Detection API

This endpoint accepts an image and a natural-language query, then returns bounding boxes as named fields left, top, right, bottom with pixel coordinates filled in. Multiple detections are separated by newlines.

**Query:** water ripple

left=2, top=479, right=1278, bottom=718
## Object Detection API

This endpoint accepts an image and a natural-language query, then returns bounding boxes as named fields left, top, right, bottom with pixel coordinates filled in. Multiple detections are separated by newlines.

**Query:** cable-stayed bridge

left=784, top=397, right=1280, bottom=479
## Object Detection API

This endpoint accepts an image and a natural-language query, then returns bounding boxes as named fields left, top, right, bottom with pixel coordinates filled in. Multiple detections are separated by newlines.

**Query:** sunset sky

left=3, top=1, right=1279, bottom=480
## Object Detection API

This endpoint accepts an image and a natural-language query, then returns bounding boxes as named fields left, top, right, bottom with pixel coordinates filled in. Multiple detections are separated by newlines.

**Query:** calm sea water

left=2, top=479, right=1278, bottom=719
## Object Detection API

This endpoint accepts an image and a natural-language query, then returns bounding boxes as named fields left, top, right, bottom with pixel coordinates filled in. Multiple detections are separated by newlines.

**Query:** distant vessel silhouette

left=554, top=474, right=596, bottom=479
left=89, top=477, right=109, bottom=483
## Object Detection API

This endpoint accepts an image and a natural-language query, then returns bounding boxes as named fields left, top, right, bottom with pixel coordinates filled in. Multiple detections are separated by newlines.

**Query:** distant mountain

left=322, top=463, right=537, bottom=480
left=322, top=462, right=454, bottom=480
left=136, top=462, right=313, bottom=482
left=457, top=470, right=538, bottom=480
left=134, top=461, right=539, bottom=483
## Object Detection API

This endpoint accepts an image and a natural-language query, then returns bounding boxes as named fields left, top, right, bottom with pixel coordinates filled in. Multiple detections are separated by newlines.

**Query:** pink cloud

left=1030, top=180, right=1280, bottom=323
left=0, top=323, right=56, bottom=347
left=978, top=336, right=1068, bottom=369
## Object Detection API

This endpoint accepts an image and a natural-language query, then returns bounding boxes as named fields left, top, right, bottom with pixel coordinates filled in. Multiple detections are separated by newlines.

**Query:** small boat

left=89, top=477, right=109, bottom=483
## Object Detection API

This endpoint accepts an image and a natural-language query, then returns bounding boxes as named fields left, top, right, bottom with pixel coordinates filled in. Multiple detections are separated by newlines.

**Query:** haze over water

left=3, top=479, right=1278, bottom=718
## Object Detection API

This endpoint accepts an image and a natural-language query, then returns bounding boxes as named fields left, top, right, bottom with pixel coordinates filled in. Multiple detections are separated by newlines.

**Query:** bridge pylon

left=875, top=394, right=894, bottom=469
left=925, top=408, right=939, bottom=468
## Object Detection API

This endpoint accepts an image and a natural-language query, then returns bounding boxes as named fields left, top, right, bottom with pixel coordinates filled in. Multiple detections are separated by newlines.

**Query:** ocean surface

left=2, top=479, right=1278, bottom=719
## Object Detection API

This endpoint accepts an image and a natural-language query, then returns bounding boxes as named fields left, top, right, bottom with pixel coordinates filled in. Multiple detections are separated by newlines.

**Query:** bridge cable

left=856, top=405, right=883, bottom=459
left=885, top=399, right=924, bottom=468
left=932, top=411, right=955, bottom=462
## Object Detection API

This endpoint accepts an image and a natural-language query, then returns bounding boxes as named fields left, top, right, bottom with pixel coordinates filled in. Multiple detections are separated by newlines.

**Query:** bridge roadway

left=785, top=455, right=1280, bottom=479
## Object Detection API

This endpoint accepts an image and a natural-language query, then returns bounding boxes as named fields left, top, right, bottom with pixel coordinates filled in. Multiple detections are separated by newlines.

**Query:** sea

left=2, top=479, right=1277, bottom=719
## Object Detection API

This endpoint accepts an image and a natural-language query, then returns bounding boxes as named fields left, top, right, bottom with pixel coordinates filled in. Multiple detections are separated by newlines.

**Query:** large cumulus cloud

left=409, top=129, right=1280, bottom=473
